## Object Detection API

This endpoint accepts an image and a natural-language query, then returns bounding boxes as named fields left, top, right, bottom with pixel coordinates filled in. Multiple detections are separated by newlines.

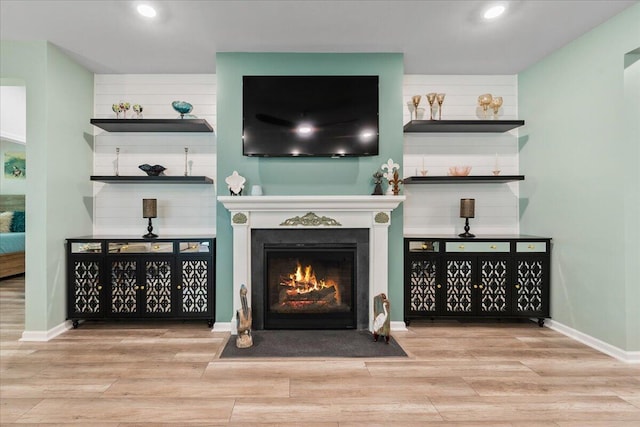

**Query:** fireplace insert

left=264, top=245, right=356, bottom=329
left=251, top=228, right=369, bottom=330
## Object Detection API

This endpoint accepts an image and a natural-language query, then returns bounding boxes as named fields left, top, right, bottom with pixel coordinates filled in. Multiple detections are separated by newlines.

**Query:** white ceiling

left=1, top=0, right=637, bottom=75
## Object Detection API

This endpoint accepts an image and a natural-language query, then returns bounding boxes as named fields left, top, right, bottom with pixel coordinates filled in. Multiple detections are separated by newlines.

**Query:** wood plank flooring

left=1, top=275, right=639, bottom=425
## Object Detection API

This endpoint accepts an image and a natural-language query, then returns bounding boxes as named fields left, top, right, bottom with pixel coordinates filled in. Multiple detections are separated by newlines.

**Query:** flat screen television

left=242, top=75, right=379, bottom=157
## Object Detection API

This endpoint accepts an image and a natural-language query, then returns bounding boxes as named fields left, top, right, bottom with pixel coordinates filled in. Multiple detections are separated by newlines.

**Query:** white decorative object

left=251, top=185, right=263, bottom=196
left=225, top=171, right=246, bottom=196
left=381, top=158, right=399, bottom=195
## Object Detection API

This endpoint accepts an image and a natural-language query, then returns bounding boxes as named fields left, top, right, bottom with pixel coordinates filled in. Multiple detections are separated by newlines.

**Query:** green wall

left=215, top=53, right=404, bottom=323
left=518, top=4, right=640, bottom=351
left=1, top=41, right=94, bottom=333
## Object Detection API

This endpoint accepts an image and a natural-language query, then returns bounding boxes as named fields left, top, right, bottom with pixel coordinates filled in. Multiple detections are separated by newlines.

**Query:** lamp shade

left=142, top=199, right=157, bottom=218
left=460, top=198, right=475, bottom=218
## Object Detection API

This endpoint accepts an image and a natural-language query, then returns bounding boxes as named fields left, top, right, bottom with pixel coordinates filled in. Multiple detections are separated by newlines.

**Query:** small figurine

left=373, top=293, right=390, bottom=344
left=381, top=158, right=400, bottom=195
left=372, top=171, right=384, bottom=195
left=236, top=284, right=253, bottom=348
left=225, top=171, right=246, bottom=196
left=389, top=170, right=403, bottom=196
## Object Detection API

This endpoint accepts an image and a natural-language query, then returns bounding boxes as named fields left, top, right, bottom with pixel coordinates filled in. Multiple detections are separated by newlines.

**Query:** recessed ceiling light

left=483, top=5, right=505, bottom=20
left=137, top=4, right=157, bottom=18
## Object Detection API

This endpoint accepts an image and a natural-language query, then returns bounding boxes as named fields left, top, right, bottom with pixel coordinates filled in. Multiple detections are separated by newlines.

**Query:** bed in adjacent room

left=0, top=195, right=25, bottom=279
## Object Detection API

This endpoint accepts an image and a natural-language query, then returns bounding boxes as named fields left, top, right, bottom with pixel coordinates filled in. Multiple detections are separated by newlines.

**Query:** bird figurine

left=236, top=284, right=253, bottom=348
left=373, top=293, right=390, bottom=344
left=138, top=164, right=166, bottom=176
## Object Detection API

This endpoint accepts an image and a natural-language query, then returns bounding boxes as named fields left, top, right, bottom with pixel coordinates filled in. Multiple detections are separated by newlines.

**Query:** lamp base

left=458, top=217, right=475, bottom=238
left=143, top=218, right=158, bottom=239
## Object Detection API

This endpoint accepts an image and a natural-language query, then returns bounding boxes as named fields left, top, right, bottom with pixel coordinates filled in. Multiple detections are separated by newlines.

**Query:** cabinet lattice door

left=480, top=259, right=508, bottom=312
left=72, top=261, right=102, bottom=314
left=445, top=259, right=473, bottom=312
left=516, top=259, right=545, bottom=312
left=181, top=259, right=210, bottom=313
left=145, top=261, right=172, bottom=313
left=111, top=260, right=137, bottom=313
left=409, top=259, right=438, bottom=312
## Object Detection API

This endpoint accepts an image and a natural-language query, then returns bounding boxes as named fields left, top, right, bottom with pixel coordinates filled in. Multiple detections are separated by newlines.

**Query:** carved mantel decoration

left=280, top=212, right=341, bottom=227
left=374, top=212, right=390, bottom=224
left=232, top=213, right=248, bottom=224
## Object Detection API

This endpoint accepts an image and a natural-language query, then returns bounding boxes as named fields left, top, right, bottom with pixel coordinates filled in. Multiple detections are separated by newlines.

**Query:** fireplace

left=252, top=229, right=369, bottom=330
left=216, top=195, right=405, bottom=333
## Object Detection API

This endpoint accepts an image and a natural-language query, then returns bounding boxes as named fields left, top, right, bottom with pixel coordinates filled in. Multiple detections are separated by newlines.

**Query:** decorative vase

left=172, top=101, right=193, bottom=119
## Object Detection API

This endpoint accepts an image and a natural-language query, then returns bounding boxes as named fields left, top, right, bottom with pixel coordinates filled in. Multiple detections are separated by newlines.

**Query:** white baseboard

left=547, top=319, right=640, bottom=364
left=212, top=322, right=232, bottom=332
left=390, top=321, right=408, bottom=331
left=20, top=320, right=73, bottom=342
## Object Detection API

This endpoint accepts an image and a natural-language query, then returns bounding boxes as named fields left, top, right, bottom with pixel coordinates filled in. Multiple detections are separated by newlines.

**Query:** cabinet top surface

left=404, top=235, right=551, bottom=241
left=67, top=235, right=216, bottom=241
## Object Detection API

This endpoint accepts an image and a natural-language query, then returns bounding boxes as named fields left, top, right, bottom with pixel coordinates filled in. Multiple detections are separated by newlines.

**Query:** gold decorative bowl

left=448, top=166, right=472, bottom=176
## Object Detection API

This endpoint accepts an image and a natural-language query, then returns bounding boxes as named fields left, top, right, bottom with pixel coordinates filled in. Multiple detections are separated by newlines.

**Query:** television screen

left=242, top=76, right=379, bottom=157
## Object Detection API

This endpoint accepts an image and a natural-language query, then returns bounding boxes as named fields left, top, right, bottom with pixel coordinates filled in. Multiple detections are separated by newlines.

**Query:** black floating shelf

left=90, top=118, right=214, bottom=133
left=403, top=119, right=525, bottom=133
left=91, top=176, right=214, bottom=184
left=403, top=175, right=525, bottom=184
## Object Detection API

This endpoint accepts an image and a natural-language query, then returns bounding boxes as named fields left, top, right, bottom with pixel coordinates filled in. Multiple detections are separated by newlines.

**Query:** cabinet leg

left=207, top=319, right=214, bottom=328
left=537, top=318, right=545, bottom=327
left=72, top=320, right=79, bottom=329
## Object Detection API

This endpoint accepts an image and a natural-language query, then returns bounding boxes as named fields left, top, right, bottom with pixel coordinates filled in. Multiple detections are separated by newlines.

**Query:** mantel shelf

left=403, top=119, right=525, bottom=133
left=403, top=175, right=524, bottom=184
left=90, top=118, right=214, bottom=133
left=91, top=176, right=214, bottom=184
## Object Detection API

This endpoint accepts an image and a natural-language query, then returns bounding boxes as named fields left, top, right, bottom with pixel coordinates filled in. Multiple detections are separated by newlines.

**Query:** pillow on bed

left=10, top=211, right=25, bottom=232
left=0, top=211, right=13, bottom=233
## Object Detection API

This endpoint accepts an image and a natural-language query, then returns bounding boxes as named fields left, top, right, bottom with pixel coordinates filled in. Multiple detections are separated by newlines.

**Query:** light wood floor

left=1, top=276, right=639, bottom=426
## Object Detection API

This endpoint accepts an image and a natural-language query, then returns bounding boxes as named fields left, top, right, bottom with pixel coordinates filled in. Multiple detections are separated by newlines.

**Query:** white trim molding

left=20, top=320, right=73, bottom=342
left=547, top=319, right=640, bottom=364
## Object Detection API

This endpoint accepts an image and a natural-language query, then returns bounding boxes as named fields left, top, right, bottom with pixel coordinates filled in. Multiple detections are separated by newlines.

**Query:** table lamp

left=458, top=198, right=476, bottom=238
left=142, top=198, right=158, bottom=238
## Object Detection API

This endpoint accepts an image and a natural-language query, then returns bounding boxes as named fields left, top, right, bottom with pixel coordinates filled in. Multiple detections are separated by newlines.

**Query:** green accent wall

left=215, top=53, right=404, bottom=323
left=518, top=4, right=640, bottom=351
left=1, top=41, right=94, bottom=333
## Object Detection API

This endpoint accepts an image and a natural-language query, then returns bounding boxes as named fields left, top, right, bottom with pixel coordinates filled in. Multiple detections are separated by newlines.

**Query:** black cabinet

left=405, top=237, right=550, bottom=326
left=67, top=237, right=215, bottom=327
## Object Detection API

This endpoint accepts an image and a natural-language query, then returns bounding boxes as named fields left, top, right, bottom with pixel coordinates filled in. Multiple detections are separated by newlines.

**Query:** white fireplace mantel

left=216, top=195, right=405, bottom=333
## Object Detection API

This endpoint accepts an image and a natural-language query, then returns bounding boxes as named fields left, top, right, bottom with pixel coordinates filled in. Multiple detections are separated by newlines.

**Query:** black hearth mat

left=220, top=330, right=407, bottom=358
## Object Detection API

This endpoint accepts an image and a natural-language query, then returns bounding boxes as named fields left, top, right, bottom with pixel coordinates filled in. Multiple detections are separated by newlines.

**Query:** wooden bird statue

left=373, top=293, right=391, bottom=344
left=236, top=284, right=253, bottom=348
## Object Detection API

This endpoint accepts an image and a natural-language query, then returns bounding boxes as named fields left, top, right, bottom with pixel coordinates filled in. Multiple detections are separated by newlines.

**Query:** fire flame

left=281, top=261, right=341, bottom=303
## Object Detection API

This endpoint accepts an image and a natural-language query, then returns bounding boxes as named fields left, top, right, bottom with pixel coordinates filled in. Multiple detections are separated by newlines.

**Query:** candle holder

left=458, top=198, right=476, bottom=238
left=184, top=147, right=189, bottom=176
left=142, top=199, right=158, bottom=238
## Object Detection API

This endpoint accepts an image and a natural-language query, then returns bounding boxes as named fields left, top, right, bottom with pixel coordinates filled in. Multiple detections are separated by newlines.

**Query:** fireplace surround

left=217, top=195, right=405, bottom=333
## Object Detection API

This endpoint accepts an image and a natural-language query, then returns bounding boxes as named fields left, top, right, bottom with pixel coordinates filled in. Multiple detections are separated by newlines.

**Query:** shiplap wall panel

left=402, top=75, right=520, bottom=236
left=91, top=73, right=518, bottom=237
left=93, top=74, right=216, bottom=235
